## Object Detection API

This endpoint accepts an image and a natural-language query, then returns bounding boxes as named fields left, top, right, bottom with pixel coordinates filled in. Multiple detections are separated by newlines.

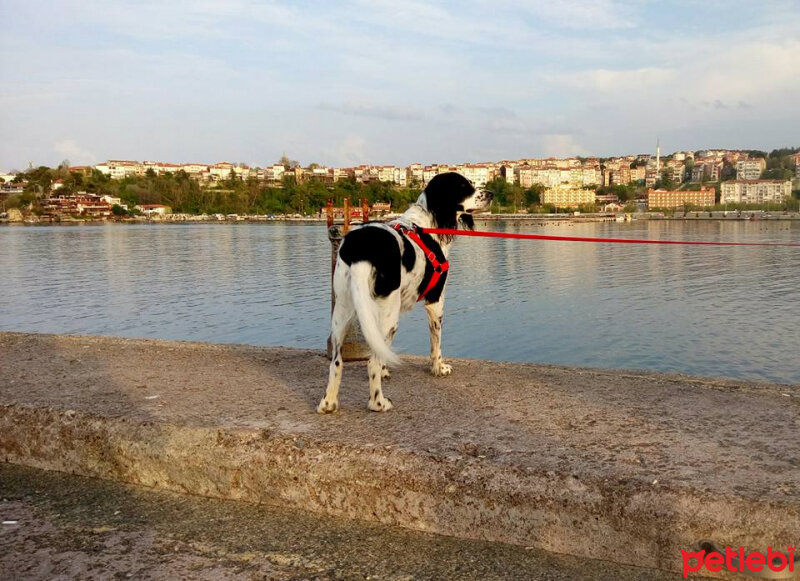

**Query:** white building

left=101, top=195, right=127, bottom=210
left=735, top=159, right=766, bottom=180
left=95, top=160, right=141, bottom=179
left=720, top=180, right=792, bottom=204
left=542, top=187, right=595, bottom=208
left=407, top=163, right=424, bottom=185
left=265, top=164, right=285, bottom=182
left=135, top=204, right=171, bottom=217
left=457, top=164, right=491, bottom=188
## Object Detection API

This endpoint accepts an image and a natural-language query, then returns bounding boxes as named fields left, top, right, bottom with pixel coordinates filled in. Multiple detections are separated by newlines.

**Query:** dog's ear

left=425, top=178, right=459, bottom=231
left=425, top=172, right=474, bottom=233
left=459, top=213, right=474, bottom=230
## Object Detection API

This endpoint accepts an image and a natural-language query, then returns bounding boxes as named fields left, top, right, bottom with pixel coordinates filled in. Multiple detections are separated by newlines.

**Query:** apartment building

left=720, top=180, right=792, bottom=204
left=407, top=163, right=424, bottom=185
left=376, top=166, right=397, bottom=183
left=645, top=167, right=658, bottom=188
left=457, top=164, right=491, bottom=188
left=95, top=160, right=141, bottom=179
left=735, top=158, right=766, bottom=180
left=499, top=163, right=517, bottom=185
left=542, top=187, right=595, bottom=208
left=667, top=161, right=686, bottom=184
left=604, top=160, right=632, bottom=186
left=647, top=187, right=715, bottom=209
left=631, top=165, right=646, bottom=182
left=423, top=165, right=450, bottom=184
left=142, top=161, right=180, bottom=175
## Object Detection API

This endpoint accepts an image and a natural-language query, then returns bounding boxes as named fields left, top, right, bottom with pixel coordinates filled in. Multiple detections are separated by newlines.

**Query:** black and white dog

left=318, top=172, right=493, bottom=413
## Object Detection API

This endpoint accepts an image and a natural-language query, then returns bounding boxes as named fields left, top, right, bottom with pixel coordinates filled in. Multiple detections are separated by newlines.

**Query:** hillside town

left=1, top=147, right=799, bottom=222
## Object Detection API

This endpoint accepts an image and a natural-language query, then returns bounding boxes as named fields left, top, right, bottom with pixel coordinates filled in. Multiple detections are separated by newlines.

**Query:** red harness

left=393, top=223, right=449, bottom=301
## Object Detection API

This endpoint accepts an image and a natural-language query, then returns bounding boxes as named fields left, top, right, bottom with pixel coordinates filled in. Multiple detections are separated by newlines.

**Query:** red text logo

left=681, top=545, right=795, bottom=577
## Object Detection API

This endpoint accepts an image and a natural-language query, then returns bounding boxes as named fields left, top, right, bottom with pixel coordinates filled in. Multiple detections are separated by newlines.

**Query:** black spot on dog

left=459, top=213, right=475, bottom=230
left=335, top=360, right=340, bottom=367
left=339, top=226, right=401, bottom=297
left=401, top=235, right=416, bottom=272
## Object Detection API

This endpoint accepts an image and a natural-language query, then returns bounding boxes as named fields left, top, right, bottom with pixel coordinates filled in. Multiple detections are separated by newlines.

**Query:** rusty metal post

left=325, top=198, right=334, bottom=228
left=326, top=198, right=370, bottom=361
left=361, top=198, right=370, bottom=223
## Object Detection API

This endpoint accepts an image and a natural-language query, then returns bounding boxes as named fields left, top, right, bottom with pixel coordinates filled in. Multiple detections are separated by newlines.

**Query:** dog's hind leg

left=367, top=293, right=400, bottom=412
left=381, top=319, right=397, bottom=380
left=318, top=271, right=353, bottom=414
left=426, top=298, right=452, bottom=377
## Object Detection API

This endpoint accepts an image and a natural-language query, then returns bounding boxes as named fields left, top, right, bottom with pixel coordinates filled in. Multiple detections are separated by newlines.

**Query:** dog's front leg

left=425, top=300, right=452, bottom=377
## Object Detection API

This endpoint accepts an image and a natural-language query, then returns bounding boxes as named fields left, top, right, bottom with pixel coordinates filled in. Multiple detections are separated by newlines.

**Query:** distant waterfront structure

left=720, top=180, right=792, bottom=205
left=41, top=192, right=114, bottom=219
left=135, top=204, right=172, bottom=218
left=8, top=148, right=796, bottom=200
left=647, top=187, right=715, bottom=209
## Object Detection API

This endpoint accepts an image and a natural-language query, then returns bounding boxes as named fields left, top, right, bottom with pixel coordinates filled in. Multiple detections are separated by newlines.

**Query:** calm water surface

left=1, top=221, right=798, bottom=383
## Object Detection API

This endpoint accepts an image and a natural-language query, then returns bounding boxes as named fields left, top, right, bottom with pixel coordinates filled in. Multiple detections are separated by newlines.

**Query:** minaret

left=656, top=138, right=661, bottom=176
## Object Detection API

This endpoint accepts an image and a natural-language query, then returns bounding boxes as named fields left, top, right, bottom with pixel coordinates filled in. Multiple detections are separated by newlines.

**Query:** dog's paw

left=368, top=396, right=394, bottom=412
left=431, top=361, right=452, bottom=377
left=317, top=398, right=339, bottom=414
left=381, top=365, right=391, bottom=380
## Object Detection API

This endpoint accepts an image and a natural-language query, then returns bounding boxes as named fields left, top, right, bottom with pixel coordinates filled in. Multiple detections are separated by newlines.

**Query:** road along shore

left=0, top=332, right=797, bottom=577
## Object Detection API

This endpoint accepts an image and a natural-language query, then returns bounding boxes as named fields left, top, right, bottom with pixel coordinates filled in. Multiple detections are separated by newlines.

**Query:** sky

left=1, top=0, right=799, bottom=170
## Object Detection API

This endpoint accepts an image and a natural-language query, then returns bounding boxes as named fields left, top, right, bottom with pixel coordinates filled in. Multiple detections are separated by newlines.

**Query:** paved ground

left=0, top=332, right=797, bottom=577
left=1, top=332, right=797, bottom=502
left=0, top=464, right=706, bottom=580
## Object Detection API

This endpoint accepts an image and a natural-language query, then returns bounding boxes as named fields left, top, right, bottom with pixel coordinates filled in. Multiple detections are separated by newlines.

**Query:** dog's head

left=421, top=172, right=493, bottom=234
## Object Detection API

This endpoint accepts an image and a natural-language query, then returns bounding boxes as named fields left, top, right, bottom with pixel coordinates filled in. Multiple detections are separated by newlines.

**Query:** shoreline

left=3, top=211, right=800, bottom=226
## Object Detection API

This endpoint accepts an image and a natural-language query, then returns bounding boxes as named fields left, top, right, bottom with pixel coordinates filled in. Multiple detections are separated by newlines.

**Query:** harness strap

left=393, top=223, right=449, bottom=301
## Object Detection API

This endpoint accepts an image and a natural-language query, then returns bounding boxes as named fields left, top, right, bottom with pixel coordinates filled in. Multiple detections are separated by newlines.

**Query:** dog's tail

left=348, top=262, right=401, bottom=366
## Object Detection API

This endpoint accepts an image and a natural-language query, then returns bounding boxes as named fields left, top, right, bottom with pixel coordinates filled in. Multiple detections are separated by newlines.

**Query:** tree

left=279, top=155, right=299, bottom=169
left=762, top=168, right=792, bottom=180
left=524, top=184, right=543, bottom=205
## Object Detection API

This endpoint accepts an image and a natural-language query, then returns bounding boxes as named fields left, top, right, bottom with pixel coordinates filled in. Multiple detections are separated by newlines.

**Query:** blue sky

left=1, top=0, right=798, bottom=169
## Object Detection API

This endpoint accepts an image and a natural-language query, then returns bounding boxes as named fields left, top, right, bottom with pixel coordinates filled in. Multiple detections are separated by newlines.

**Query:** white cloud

left=318, top=102, right=424, bottom=121
left=540, top=134, right=591, bottom=157
left=504, top=0, right=638, bottom=29
left=549, top=67, right=677, bottom=93
left=53, top=140, right=96, bottom=165
left=322, top=135, right=370, bottom=166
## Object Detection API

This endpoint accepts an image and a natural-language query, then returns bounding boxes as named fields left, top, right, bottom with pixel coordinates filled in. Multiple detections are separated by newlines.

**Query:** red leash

left=420, top=228, right=800, bottom=247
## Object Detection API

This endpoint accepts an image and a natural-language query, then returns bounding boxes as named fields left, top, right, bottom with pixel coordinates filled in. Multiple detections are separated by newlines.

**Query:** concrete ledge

left=1, top=332, right=798, bottom=576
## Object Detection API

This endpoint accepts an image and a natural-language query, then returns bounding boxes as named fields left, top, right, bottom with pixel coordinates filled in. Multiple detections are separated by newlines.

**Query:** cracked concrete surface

left=0, top=332, right=797, bottom=577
